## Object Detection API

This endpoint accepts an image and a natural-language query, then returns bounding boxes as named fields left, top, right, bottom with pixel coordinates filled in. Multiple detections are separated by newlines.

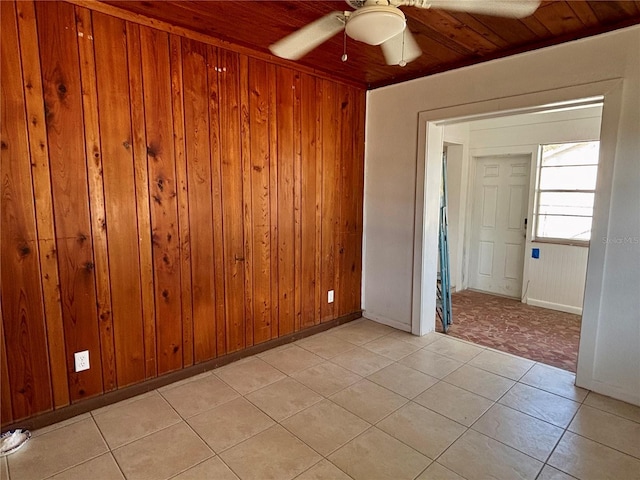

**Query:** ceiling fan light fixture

left=345, top=6, right=406, bottom=45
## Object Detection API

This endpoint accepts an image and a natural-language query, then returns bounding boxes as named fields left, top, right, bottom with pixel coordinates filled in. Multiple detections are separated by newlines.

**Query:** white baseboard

left=576, top=377, right=640, bottom=407
left=361, top=311, right=411, bottom=332
left=526, top=298, right=582, bottom=315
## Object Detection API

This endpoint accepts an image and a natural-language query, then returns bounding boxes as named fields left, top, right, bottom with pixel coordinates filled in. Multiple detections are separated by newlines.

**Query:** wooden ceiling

left=103, top=1, right=640, bottom=88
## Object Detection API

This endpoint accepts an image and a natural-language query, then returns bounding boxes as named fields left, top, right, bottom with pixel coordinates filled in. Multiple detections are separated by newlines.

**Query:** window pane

left=539, top=165, right=598, bottom=190
left=536, top=215, right=592, bottom=241
left=542, top=141, right=600, bottom=166
left=538, top=192, right=594, bottom=216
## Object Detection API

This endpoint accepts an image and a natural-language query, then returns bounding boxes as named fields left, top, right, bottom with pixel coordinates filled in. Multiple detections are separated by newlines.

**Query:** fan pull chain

left=342, top=29, right=348, bottom=62
left=399, top=26, right=407, bottom=67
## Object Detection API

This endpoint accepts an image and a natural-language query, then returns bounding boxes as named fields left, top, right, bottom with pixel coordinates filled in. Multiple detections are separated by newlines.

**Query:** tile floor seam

left=103, top=418, right=187, bottom=453
left=215, top=453, right=245, bottom=480
left=328, top=424, right=435, bottom=476
left=536, top=462, right=579, bottom=480
left=511, top=378, right=579, bottom=401
left=104, top=451, right=129, bottom=480
left=404, top=398, right=472, bottom=430
left=427, top=424, right=473, bottom=477
left=467, top=358, right=535, bottom=382
left=422, top=345, right=485, bottom=364
left=328, top=395, right=409, bottom=426
left=438, top=376, right=510, bottom=403
left=242, top=377, right=325, bottom=424
left=467, top=399, right=571, bottom=465
left=47, top=450, right=112, bottom=480
left=444, top=429, right=545, bottom=479
left=578, top=398, right=640, bottom=424
left=158, top=386, right=197, bottom=422
left=210, top=370, right=256, bottom=398
left=518, top=379, right=588, bottom=403
left=156, top=386, right=236, bottom=421
left=324, top=457, right=358, bottom=480
left=373, top=406, right=469, bottom=465
left=209, top=417, right=275, bottom=457
left=278, top=406, right=371, bottom=459
left=466, top=417, right=564, bottom=466
left=179, top=414, right=218, bottom=461
left=65, top=417, right=110, bottom=465
left=323, top=358, right=374, bottom=380
left=565, top=428, right=640, bottom=462
left=164, top=456, right=214, bottom=480
left=163, top=449, right=217, bottom=480
left=39, top=452, right=120, bottom=480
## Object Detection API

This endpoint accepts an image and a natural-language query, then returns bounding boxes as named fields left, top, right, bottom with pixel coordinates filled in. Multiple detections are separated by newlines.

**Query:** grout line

left=535, top=463, right=580, bottom=480
left=578, top=398, right=640, bottom=424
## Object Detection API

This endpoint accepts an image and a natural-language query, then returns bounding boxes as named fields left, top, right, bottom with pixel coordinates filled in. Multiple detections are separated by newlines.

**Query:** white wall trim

left=576, top=79, right=625, bottom=392
left=526, top=298, right=583, bottom=315
left=411, top=80, right=624, bottom=391
left=412, top=122, right=444, bottom=335
left=579, top=378, right=640, bottom=407
left=362, top=311, right=411, bottom=332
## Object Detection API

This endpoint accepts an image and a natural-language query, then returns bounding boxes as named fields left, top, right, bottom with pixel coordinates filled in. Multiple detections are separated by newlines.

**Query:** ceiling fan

left=269, top=0, right=541, bottom=67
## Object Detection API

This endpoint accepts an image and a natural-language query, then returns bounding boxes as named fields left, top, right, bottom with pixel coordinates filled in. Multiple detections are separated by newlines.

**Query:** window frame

left=532, top=141, right=600, bottom=247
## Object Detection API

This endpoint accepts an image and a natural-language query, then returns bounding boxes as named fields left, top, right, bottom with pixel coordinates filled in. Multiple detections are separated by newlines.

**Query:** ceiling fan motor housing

left=345, top=6, right=407, bottom=45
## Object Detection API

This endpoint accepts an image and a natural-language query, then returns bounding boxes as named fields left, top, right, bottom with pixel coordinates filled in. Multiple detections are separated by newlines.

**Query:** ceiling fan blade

left=269, top=11, right=346, bottom=60
left=399, top=0, right=541, bottom=19
left=380, top=29, right=422, bottom=66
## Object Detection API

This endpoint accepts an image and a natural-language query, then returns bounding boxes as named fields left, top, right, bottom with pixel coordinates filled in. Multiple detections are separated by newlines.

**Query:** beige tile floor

left=4, top=318, right=640, bottom=480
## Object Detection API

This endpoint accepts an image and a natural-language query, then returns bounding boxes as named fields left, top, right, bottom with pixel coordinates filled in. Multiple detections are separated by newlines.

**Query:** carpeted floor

left=436, top=290, right=581, bottom=372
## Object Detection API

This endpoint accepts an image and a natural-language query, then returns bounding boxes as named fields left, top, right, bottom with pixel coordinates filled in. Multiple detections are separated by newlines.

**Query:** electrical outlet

left=328, top=290, right=334, bottom=304
left=74, top=350, right=90, bottom=372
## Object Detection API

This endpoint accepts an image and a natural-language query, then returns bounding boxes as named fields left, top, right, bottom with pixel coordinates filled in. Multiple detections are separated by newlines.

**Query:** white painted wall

left=443, top=123, right=470, bottom=292
left=362, top=25, right=640, bottom=405
left=466, top=106, right=602, bottom=314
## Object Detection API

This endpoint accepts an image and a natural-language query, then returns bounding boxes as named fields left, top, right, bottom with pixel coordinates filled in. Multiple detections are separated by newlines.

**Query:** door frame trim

left=410, top=79, right=623, bottom=399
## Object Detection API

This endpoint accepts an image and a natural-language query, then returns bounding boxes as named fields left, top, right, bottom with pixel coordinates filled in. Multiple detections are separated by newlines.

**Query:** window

left=534, top=141, right=600, bottom=244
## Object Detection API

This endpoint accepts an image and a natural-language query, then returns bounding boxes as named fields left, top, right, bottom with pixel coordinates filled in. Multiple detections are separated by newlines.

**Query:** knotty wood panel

left=240, top=55, right=255, bottom=348
left=300, top=73, right=320, bottom=329
left=267, top=63, right=280, bottom=341
left=276, top=67, right=297, bottom=335
left=76, top=7, right=118, bottom=393
left=0, top=308, right=12, bottom=424
left=320, top=80, right=339, bottom=323
left=139, top=26, right=183, bottom=375
left=1, top=0, right=53, bottom=419
left=36, top=1, right=104, bottom=402
left=93, top=12, right=146, bottom=387
left=127, top=22, right=158, bottom=378
left=247, top=58, right=274, bottom=345
left=293, top=69, right=303, bottom=334
left=15, top=0, right=70, bottom=408
left=2, top=0, right=364, bottom=427
left=169, top=34, right=194, bottom=369
left=337, top=85, right=355, bottom=318
left=206, top=46, right=229, bottom=358
left=338, top=85, right=366, bottom=317
left=182, top=37, right=217, bottom=363
left=217, top=50, right=247, bottom=354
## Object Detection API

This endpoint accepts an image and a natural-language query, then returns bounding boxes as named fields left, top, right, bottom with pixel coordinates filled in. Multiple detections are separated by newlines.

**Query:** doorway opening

left=411, top=84, right=617, bottom=379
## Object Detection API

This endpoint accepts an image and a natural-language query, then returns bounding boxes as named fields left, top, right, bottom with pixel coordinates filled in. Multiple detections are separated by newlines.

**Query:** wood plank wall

left=0, top=0, right=365, bottom=426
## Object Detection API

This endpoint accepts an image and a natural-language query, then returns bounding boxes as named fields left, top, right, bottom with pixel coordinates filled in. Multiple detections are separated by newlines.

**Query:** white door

left=469, top=155, right=530, bottom=298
